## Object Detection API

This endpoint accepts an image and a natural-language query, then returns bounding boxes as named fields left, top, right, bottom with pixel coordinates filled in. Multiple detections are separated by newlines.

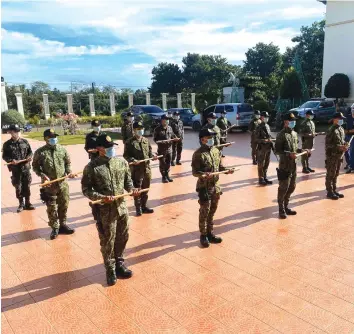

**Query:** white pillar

left=89, top=94, right=95, bottom=116
left=109, top=93, right=116, bottom=116
left=146, top=93, right=151, bottom=105
left=177, top=93, right=182, bottom=108
left=1, top=82, right=8, bottom=112
left=191, top=93, right=196, bottom=111
left=15, top=93, right=24, bottom=117
left=128, top=93, right=134, bottom=107
left=161, top=93, right=168, bottom=110
left=43, top=94, right=50, bottom=120
left=66, top=94, right=73, bottom=114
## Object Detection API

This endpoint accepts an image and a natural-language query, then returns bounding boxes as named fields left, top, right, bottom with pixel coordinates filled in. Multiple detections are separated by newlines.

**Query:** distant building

left=321, top=0, right=354, bottom=103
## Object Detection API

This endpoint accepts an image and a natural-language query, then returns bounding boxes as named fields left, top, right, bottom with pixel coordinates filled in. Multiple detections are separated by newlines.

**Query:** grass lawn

left=24, top=131, right=122, bottom=145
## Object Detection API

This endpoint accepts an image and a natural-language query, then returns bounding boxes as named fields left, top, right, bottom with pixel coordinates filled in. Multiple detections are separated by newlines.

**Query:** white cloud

left=251, top=6, right=325, bottom=20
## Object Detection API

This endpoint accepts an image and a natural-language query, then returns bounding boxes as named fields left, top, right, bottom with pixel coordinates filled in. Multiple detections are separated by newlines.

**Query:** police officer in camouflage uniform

left=2, top=124, right=35, bottom=212
left=32, top=129, right=76, bottom=239
left=154, top=114, right=178, bottom=183
left=300, top=110, right=316, bottom=174
left=81, top=134, right=139, bottom=286
left=216, top=110, right=228, bottom=157
left=325, top=111, right=348, bottom=200
left=121, top=112, right=134, bottom=144
left=275, top=113, right=310, bottom=219
left=85, top=120, right=102, bottom=160
left=124, top=121, right=157, bottom=216
left=248, top=110, right=261, bottom=165
left=192, top=128, right=234, bottom=248
left=202, top=113, right=221, bottom=147
left=171, top=111, right=184, bottom=165
left=255, top=111, right=274, bottom=186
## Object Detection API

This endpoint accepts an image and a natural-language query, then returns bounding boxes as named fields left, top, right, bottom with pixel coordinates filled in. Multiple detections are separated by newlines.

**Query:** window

left=141, top=106, right=165, bottom=114
left=225, top=105, right=234, bottom=112
left=237, top=104, right=254, bottom=113
left=214, top=105, right=225, bottom=114
left=301, top=101, right=320, bottom=109
left=204, top=106, right=215, bottom=114
left=182, top=108, right=193, bottom=114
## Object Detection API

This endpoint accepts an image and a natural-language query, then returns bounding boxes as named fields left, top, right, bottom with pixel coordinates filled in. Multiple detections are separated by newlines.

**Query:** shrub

left=253, top=100, right=272, bottom=113
left=324, top=73, right=350, bottom=101
left=1, top=109, right=26, bottom=126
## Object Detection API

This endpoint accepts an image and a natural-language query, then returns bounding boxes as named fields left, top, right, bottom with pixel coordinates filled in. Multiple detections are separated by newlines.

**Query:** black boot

left=344, top=164, right=349, bottom=170
left=327, top=192, right=339, bottom=200
left=259, top=178, right=267, bottom=186
left=176, top=160, right=182, bottom=165
left=279, top=204, right=287, bottom=219
left=136, top=207, right=142, bottom=216
left=106, top=268, right=117, bottom=286
left=307, top=167, right=315, bottom=173
left=334, top=191, right=344, bottom=198
left=264, top=177, right=273, bottom=185
left=302, top=168, right=310, bottom=174
left=221, top=154, right=226, bottom=158
left=116, top=263, right=133, bottom=279
left=142, top=207, right=154, bottom=214
left=285, top=207, right=297, bottom=215
left=24, top=197, right=35, bottom=210
left=171, top=161, right=176, bottom=166
left=17, top=198, right=24, bottom=213
left=207, top=233, right=222, bottom=244
left=162, top=174, right=169, bottom=183
left=166, top=173, right=173, bottom=182
left=50, top=228, right=59, bottom=240
left=200, top=235, right=210, bottom=248
left=59, top=224, right=75, bottom=235
left=253, top=159, right=257, bottom=165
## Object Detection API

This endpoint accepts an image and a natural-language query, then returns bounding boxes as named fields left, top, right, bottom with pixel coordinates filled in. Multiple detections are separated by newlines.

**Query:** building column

left=191, top=93, right=196, bottom=111
left=109, top=93, right=116, bottom=116
left=146, top=93, right=151, bottom=105
left=177, top=93, right=182, bottom=108
left=66, top=94, right=73, bottom=114
left=43, top=94, right=50, bottom=120
left=161, top=93, right=168, bottom=110
left=89, top=94, right=95, bottom=116
left=15, top=93, right=24, bottom=117
left=1, top=82, right=8, bottom=112
left=128, top=93, right=134, bottom=107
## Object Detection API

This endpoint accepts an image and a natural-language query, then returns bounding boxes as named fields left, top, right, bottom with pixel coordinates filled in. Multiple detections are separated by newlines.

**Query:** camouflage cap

left=332, top=111, right=346, bottom=119
left=43, top=128, right=59, bottom=138
left=96, top=134, right=118, bottom=148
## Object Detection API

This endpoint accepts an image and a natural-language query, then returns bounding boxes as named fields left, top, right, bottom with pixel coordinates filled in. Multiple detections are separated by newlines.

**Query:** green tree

left=324, top=73, right=351, bottom=102
left=1, top=109, right=26, bottom=126
left=279, top=67, right=302, bottom=99
left=149, top=63, right=183, bottom=96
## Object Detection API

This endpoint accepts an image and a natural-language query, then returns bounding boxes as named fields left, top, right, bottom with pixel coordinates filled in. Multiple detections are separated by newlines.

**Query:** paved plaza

left=1, top=130, right=354, bottom=334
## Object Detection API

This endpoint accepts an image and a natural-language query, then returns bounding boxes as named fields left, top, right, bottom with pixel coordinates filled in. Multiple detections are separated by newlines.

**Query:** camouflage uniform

left=2, top=138, right=33, bottom=201
left=153, top=124, right=176, bottom=176
left=325, top=124, right=345, bottom=193
left=300, top=119, right=316, bottom=170
left=121, top=120, right=133, bottom=144
left=275, top=127, right=299, bottom=212
left=201, top=123, right=221, bottom=147
left=32, top=144, right=71, bottom=229
left=255, top=122, right=273, bottom=180
left=123, top=136, right=152, bottom=209
left=81, top=156, right=134, bottom=271
left=249, top=118, right=261, bottom=162
left=85, top=131, right=100, bottom=160
left=192, top=145, right=225, bottom=235
left=170, top=118, right=184, bottom=163
left=216, top=116, right=228, bottom=145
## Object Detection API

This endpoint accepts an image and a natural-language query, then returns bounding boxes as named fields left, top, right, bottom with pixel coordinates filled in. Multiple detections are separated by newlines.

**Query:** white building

left=321, top=0, right=354, bottom=103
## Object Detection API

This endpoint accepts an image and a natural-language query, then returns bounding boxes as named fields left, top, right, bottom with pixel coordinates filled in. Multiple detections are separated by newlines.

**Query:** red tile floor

left=1, top=130, right=354, bottom=334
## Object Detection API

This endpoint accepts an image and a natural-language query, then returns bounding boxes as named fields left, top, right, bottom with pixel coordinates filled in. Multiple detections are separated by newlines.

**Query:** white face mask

left=206, top=138, right=214, bottom=147
left=338, top=119, right=344, bottom=126
left=210, top=119, right=217, bottom=126
left=255, top=115, right=260, bottom=119
left=263, top=117, right=269, bottom=124
left=136, top=129, right=144, bottom=136
left=309, top=116, right=314, bottom=120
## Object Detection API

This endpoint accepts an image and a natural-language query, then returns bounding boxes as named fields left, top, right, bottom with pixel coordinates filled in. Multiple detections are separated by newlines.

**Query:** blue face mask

left=289, top=121, right=296, bottom=129
left=93, top=126, right=101, bottom=132
left=48, top=137, right=58, bottom=146
left=210, top=119, right=217, bottom=126
left=206, top=138, right=214, bottom=147
left=136, top=129, right=144, bottom=136
left=338, top=119, right=344, bottom=126
left=105, top=147, right=116, bottom=158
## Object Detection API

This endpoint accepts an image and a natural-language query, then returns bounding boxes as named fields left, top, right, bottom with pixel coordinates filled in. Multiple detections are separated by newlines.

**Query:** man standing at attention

left=170, top=111, right=184, bottom=165
left=248, top=110, right=261, bottom=165
left=202, top=112, right=221, bottom=147
left=216, top=109, right=228, bottom=157
left=121, top=112, right=134, bottom=144
left=300, top=110, right=316, bottom=174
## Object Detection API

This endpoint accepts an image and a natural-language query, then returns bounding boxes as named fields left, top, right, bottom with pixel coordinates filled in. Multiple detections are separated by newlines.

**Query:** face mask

left=309, top=116, right=314, bottom=120
left=136, top=129, right=144, bottom=136
left=221, top=114, right=225, bottom=118
left=174, top=116, right=179, bottom=120
left=255, top=115, right=260, bottom=119
left=289, top=121, right=296, bottom=129
left=105, top=147, right=116, bottom=158
left=264, top=118, right=269, bottom=124
left=48, top=137, right=58, bottom=146
left=210, top=119, right=217, bottom=126
left=93, top=126, right=101, bottom=132
left=165, top=120, right=169, bottom=125
left=338, top=119, right=344, bottom=126
left=206, top=138, right=214, bottom=147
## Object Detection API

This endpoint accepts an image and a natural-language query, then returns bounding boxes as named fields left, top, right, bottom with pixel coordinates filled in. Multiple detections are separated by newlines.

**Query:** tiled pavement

left=1, top=130, right=354, bottom=334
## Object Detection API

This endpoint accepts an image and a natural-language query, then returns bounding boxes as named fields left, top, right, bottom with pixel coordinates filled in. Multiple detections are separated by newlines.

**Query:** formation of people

left=2, top=106, right=353, bottom=286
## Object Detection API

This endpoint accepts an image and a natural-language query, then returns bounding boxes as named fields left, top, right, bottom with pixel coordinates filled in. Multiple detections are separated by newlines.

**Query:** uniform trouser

left=198, top=189, right=220, bottom=235
left=277, top=170, right=297, bottom=208
left=344, top=135, right=354, bottom=168
left=132, top=169, right=151, bottom=209
left=325, top=157, right=342, bottom=193
left=301, top=142, right=314, bottom=169
left=43, top=181, right=69, bottom=229
left=251, top=140, right=258, bottom=161
left=158, top=148, right=171, bottom=176
left=220, top=136, right=227, bottom=154
left=257, top=148, right=271, bottom=179
left=172, top=141, right=183, bottom=162
left=96, top=204, right=129, bottom=271
left=11, top=167, right=31, bottom=200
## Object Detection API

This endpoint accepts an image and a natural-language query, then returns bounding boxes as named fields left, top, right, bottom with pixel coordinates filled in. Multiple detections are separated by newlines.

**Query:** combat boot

left=106, top=268, right=117, bottom=286
left=207, top=233, right=222, bottom=244
left=264, top=176, right=273, bottom=185
left=258, top=178, right=267, bottom=186
left=136, top=207, right=142, bottom=216
left=59, top=224, right=75, bottom=235
left=116, top=264, right=133, bottom=279
left=334, top=191, right=344, bottom=198
left=162, top=174, right=169, bottom=183
left=171, top=161, right=176, bottom=166
left=50, top=228, right=59, bottom=240
left=327, top=192, right=339, bottom=200
left=142, top=207, right=154, bottom=214
left=17, top=198, right=24, bottom=213
left=307, top=167, right=315, bottom=173
left=346, top=168, right=353, bottom=174
left=278, top=204, right=287, bottom=219
left=302, top=168, right=310, bottom=174
left=166, top=173, right=173, bottom=182
left=24, top=197, right=35, bottom=210
left=285, top=207, right=297, bottom=215
left=200, top=235, right=210, bottom=248
left=253, top=159, right=257, bottom=165
left=176, top=160, right=182, bottom=165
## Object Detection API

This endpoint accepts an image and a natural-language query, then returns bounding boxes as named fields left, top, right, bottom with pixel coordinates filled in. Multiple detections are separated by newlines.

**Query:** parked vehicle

left=166, top=108, right=195, bottom=126
left=290, top=99, right=336, bottom=122
left=2, top=124, right=10, bottom=134
left=23, top=124, right=33, bottom=132
left=192, top=103, right=254, bottom=132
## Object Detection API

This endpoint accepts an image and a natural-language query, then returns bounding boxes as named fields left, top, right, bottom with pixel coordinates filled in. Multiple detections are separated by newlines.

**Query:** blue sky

left=1, top=0, right=325, bottom=91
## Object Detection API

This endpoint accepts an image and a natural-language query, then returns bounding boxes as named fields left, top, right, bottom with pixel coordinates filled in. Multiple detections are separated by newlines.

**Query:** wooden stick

left=129, top=155, right=163, bottom=165
left=201, top=168, right=240, bottom=178
left=87, top=149, right=97, bottom=153
left=284, top=149, right=314, bottom=158
left=40, top=171, right=83, bottom=187
left=216, top=141, right=235, bottom=148
left=316, top=132, right=326, bottom=136
left=89, top=188, right=150, bottom=205
left=341, top=136, right=354, bottom=159
left=156, top=139, right=179, bottom=144
left=4, top=158, right=30, bottom=166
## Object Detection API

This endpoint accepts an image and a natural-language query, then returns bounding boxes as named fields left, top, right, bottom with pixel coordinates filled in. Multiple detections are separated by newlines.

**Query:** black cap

left=283, top=113, right=297, bottom=121
left=8, top=124, right=21, bottom=132
left=261, top=111, right=269, bottom=117
left=333, top=112, right=346, bottom=119
left=173, top=111, right=180, bottom=115
left=43, top=128, right=59, bottom=138
left=161, top=114, right=170, bottom=120
left=305, top=110, right=315, bottom=116
left=91, top=120, right=101, bottom=126
left=126, top=112, right=133, bottom=117
left=199, top=128, right=216, bottom=138
left=133, top=121, right=144, bottom=129
left=207, top=112, right=217, bottom=119
left=96, top=134, right=118, bottom=148
left=254, top=110, right=261, bottom=115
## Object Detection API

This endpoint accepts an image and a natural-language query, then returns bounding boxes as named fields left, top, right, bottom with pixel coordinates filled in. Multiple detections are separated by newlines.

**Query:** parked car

left=166, top=108, right=195, bottom=126
left=290, top=99, right=336, bottom=122
left=192, top=103, right=254, bottom=132
left=23, top=124, right=33, bottom=132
